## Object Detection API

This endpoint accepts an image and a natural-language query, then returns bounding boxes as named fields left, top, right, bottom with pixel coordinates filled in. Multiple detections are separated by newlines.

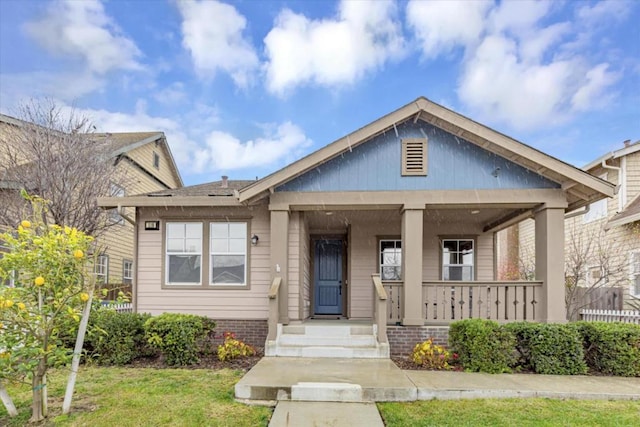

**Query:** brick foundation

left=211, top=319, right=268, bottom=350
left=387, top=326, right=450, bottom=356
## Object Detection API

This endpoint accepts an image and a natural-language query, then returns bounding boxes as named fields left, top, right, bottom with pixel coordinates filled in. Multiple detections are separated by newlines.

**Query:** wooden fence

left=580, top=309, right=640, bottom=324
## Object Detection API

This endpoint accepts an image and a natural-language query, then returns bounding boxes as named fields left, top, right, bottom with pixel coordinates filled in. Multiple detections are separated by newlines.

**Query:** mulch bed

left=126, top=348, right=264, bottom=372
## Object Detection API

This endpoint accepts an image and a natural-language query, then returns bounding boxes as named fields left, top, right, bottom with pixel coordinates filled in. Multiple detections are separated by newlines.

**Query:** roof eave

left=97, top=195, right=242, bottom=208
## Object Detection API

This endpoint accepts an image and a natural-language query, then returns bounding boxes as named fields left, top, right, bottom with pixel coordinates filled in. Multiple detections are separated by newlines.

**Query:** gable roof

left=237, top=97, right=615, bottom=211
left=0, top=114, right=183, bottom=188
left=605, top=193, right=640, bottom=230
left=583, top=140, right=640, bottom=171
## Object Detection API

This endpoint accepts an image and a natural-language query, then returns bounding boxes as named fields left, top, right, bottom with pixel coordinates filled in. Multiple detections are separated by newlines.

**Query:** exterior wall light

left=251, top=234, right=259, bottom=246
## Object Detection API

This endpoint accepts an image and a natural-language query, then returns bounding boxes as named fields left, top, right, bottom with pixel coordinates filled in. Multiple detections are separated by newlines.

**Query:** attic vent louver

left=401, top=138, right=427, bottom=176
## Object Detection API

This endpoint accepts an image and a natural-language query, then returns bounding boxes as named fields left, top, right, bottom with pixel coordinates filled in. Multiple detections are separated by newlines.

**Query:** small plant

left=217, top=332, right=256, bottom=361
left=145, top=313, right=215, bottom=366
left=410, top=339, right=454, bottom=370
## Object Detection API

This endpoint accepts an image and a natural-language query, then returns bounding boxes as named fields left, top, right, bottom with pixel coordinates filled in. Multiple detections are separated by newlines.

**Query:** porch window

left=442, top=239, right=474, bottom=281
left=380, top=240, right=401, bottom=281
left=631, top=252, right=640, bottom=297
left=95, top=255, right=109, bottom=284
left=210, top=222, right=247, bottom=285
left=166, top=222, right=202, bottom=285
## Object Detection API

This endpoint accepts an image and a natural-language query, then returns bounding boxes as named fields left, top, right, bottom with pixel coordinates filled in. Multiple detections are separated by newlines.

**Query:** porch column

left=270, top=208, right=290, bottom=324
left=402, top=204, right=424, bottom=326
left=534, top=207, right=566, bottom=323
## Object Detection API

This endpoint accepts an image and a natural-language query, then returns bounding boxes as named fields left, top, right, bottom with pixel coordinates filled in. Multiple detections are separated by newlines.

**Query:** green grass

left=378, top=399, right=640, bottom=427
left=0, top=367, right=272, bottom=426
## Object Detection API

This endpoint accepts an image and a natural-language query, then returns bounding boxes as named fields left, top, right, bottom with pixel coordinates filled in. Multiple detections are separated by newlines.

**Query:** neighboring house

left=0, top=114, right=183, bottom=287
left=99, top=97, right=614, bottom=356
left=503, top=140, right=640, bottom=313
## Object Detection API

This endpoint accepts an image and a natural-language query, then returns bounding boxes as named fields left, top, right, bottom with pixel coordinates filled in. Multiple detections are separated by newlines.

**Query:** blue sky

left=1, top=0, right=638, bottom=186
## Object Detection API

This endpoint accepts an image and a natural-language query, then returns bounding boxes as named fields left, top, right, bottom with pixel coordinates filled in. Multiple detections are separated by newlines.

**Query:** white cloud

left=264, top=0, right=405, bottom=95
left=570, top=63, right=619, bottom=112
left=23, top=0, right=141, bottom=74
left=176, top=0, right=259, bottom=87
left=406, top=0, right=492, bottom=59
left=153, top=82, right=188, bottom=105
left=197, top=122, right=312, bottom=171
left=577, top=1, right=630, bottom=24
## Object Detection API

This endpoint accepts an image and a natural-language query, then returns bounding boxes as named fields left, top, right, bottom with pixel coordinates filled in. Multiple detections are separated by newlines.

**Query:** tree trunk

left=30, top=367, right=46, bottom=422
left=0, top=382, right=18, bottom=417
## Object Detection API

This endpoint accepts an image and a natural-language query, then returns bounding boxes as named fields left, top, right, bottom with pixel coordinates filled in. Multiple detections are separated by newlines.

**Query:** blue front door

left=314, top=239, right=343, bottom=315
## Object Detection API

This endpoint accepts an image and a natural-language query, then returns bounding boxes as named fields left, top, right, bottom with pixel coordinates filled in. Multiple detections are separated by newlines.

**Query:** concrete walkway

left=237, top=357, right=640, bottom=426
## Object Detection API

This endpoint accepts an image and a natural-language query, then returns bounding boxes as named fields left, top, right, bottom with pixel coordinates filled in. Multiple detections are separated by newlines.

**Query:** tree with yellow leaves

left=0, top=194, right=94, bottom=422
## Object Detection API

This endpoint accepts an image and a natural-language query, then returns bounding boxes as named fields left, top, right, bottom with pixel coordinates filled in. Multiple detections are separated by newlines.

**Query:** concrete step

left=282, top=324, right=374, bottom=336
left=278, top=334, right=377, bottom=347
left=271, top=344, right=389, bottom=359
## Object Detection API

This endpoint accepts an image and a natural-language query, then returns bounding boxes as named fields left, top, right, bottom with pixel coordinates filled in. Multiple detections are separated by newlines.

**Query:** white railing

left=580, top=309, right=640, bottom=324
left=371, top=274, right=388, bottom=344
left=108, top=302, right=133, bottom=313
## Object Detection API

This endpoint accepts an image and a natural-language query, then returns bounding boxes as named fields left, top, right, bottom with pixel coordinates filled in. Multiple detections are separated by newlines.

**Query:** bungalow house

left=0, top=114, right=183, bottom=287
left=98, top=97, right=614, bottom=356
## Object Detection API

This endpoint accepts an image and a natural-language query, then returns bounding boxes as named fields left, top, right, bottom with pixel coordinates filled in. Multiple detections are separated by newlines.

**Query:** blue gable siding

left=276, top=122, right=559, bottom=192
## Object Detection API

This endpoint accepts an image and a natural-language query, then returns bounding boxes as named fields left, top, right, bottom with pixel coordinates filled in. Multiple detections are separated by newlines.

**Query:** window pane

left=229, top=238, right=246, bottom=253
left=211, top=223, right=228, bottom=238
left=185, top=223, right=201, bottom=239
left=168, top=255, right=201, bottom=283
left=229, top=223, right=246, bottom=238
left=462, top=266, right=473, bottom=281
left=185, top=238, right=201, bottom=253
left=211, top=238, right=228, bottom=253
left=634, top=276, right=640, bottom=296
left=166, top=223, right=184, bottom=238
left=445, top=252, right=458, bottom=265
left=167, top=238, right=184, bottom=252
left=443, top=240, right=458, bottom=252
left=461, top=251, right=474, bottom=265
left=212, top=255, right=245, bottom=284
left=459, top=240, right=473, bottom=252
left=447, top=266, right=463, bottom=281
left=381, top=266, right=401, bottom=281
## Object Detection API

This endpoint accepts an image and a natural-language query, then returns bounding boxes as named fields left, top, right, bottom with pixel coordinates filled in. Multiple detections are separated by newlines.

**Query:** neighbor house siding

left=135, top=205, right=271, bottom=318
left=126, top=143, right=181, bottom=189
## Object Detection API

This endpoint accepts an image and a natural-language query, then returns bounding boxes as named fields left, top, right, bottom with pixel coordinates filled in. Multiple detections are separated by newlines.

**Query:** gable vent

left=401, top=138, right=427, bottom=176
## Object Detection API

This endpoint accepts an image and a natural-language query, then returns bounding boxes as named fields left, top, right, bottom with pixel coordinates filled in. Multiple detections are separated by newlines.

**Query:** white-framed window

left=153, top=151, right=160, bottom=169
left=631, top=252, right=640, bottom=297
left=442, top=239, right=474, bottom=281
left=379, top=239, right=402, bottom=281
left=95, top=255, right=109, bottom=284
left=108, top=183, right=125, bottom=224
left=166, top=222, right=202, bottom=285
left=210, top=222, right=247, bottom=285
left=123, top=259, right=133, bottom=284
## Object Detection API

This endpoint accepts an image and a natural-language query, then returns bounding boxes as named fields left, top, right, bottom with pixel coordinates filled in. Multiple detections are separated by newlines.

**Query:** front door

left=314, top=239, right=343, bottom=315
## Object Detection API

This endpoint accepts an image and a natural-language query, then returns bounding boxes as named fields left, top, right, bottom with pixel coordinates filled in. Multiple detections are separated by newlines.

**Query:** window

left=584, top=173, right=608, bottom=223
left=0, top=246, right=15, bottom=287
left=631, top=252, right=640, bottom=297
left=123, top=259, right=133, bottom=284
left=401, top=138, right=427, bottom=176
left=210, top=222, right=247, bottom=285
left=442, top=239, right=474, bottom=281
left=95, top=255, right=109, bottom=284
left=108, top=183, right=125, bottom=224
left=587, top=265, right=606, bottom=288
left=380, top=239, right=402, bottom=281
left=153, top=151, right=160, bottom=169
left=166, top=222, right=202, bottom=285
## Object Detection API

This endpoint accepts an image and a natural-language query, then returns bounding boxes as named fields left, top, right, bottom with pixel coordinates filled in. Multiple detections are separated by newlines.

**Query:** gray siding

left=277, top=122, right=558, bottom=192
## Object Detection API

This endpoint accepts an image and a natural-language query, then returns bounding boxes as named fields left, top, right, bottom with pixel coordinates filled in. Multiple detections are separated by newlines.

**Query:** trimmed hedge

left=576, top=322, right=640, bottom=377
left=145, top=313, right=216, bottom=366
left=88, top=310, right=153, bottom=365
left=449, top=319, right=515, bottom=373
left=505, top=322, right=587, bottom=375
left=450, top=319, right=639, bottom=376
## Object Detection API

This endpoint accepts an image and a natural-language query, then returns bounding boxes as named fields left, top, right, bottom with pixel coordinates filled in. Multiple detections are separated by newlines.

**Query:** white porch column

left=270, top=208, right=290, bottom=324
left=535, top=207, right=566, bottom=323
left=402, top=204, right=424, bottom=326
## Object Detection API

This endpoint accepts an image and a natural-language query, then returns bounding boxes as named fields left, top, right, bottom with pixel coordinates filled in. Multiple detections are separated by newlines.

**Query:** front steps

left=265, top=322, right=390, bottom=359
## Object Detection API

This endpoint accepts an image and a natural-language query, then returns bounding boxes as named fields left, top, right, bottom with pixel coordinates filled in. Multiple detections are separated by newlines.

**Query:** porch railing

left=267, top=276, right=282, bottom=341
left=384, top=280, right=543, bottom=325
left=371, top=274, right=388, bottom=344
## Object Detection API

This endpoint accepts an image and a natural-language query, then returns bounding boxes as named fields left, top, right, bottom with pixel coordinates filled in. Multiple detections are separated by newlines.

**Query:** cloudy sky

left=1, top=0, right=638, bottom=186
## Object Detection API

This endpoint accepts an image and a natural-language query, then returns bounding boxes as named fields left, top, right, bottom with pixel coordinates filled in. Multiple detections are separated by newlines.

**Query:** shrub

left=576, top=322, right=640, bottom=377
left=410, top=339, right=454, bottom=370
left=217, top=332, right=256, bottom=361
left=89, top=310, right=153, bottom=365
left=505, top=322, right=587, bottom=375
left=449, top=319, right=515, bottom=373
left=145, top=313, right=216, bottom=366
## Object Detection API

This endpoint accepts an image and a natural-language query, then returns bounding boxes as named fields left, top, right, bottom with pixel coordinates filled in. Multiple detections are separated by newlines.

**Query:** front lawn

left=378, top=399, right=640, bottom=427
left=0, top=367, right=272, bottom=426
